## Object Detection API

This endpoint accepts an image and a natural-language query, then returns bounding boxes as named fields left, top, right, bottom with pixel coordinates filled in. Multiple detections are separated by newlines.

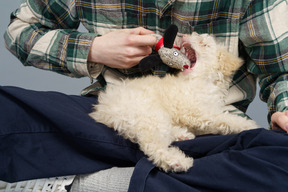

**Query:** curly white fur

left=89, top=32, right=259, bottom=173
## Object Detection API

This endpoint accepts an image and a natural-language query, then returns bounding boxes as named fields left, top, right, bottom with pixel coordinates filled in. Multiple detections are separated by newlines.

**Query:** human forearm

left=259, top=74, right=288, bottom=131
left=239, top=0, right=288, bottom=129
left=4, top=0, right=97, bottom=78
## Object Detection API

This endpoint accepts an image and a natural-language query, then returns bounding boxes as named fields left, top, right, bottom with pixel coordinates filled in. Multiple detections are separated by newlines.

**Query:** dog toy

left=139, top=25, right=191, bottom=72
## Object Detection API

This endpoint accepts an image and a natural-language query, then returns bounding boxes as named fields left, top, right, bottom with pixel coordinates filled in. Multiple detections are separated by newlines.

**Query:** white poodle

left=89, top=32, right=258, bottom=173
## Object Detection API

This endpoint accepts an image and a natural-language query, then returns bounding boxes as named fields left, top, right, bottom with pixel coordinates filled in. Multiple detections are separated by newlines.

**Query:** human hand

left=271, top=111, right=288, bottom=133
left=88, top=27, right=157, bottom=69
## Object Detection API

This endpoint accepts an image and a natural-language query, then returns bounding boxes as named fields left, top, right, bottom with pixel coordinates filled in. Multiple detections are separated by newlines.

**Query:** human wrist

left=88, top=36, right=103, bottom=64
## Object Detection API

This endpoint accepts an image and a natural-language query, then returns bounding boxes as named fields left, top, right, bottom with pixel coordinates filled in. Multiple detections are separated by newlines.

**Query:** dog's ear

left=217, top=48, right=244, bottom=77
left=163, top=25, right=178, bottom=49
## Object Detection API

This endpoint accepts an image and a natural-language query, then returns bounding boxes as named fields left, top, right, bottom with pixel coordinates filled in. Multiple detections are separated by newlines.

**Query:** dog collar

left=155, top=37, right=180, bottom=52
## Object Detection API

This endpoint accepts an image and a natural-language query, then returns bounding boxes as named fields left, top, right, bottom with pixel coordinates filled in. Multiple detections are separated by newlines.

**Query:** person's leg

left=3, top=86, right=288, bottom=191
left=129, top=129, right=288, bottom=192
left=0, top=86, right=141, bottom=182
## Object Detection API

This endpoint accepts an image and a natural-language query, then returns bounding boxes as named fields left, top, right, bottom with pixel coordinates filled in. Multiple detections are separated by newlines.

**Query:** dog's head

left=180, top=32, right=243, bottom=80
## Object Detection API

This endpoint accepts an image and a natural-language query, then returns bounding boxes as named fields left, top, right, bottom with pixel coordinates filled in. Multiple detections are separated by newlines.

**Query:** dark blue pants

left=1, top=86, right=288, bottom=192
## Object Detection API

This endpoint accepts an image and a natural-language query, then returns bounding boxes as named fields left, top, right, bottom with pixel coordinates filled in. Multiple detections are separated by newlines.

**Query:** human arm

left=239, top=0, right=288, bottom=131
left=261, top=74, right=288, bottom=132
left=271, top=111, right=288, bottom=132
left=4, top=0, right=156, bottom=79
left=87, top=27, right=156, bottom=69
left=4, top=0, right=97, bottom=78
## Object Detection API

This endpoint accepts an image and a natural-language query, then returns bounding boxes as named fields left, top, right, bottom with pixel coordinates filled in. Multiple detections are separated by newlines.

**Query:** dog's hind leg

left=134, top=116, right=194, bottom=172
left=92, top=103, right=193, bottom=172
left=207, top=112, right=259, bottom=135
left=137, top=128, right=194, bottom=172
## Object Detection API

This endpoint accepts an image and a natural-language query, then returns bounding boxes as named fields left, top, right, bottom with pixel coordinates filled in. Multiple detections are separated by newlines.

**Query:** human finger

left=126, top=34, right=157, bottom=47
left=271, top=111, right=288, bottom=132
left=123, top=46, right=152, bottom=57
left=130, top=27, right=155, bottom=35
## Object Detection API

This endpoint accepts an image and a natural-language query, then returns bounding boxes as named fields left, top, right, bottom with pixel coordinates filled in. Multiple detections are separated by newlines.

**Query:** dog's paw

left=155, top=147, right=193, bottom=172
left=175, top=132, right=195, bottom=141
left=168, top=156, right=194, bottom=172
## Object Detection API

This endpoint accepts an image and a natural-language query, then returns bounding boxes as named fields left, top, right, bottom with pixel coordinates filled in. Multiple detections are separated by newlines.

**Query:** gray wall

left=0, top=1, right=269, bottom=128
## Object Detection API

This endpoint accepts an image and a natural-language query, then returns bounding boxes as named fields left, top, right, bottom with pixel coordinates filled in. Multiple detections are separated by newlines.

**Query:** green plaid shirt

left=4, top=0, right=288, bottom=125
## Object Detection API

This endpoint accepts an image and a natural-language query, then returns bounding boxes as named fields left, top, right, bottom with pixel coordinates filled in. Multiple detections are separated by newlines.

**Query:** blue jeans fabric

left=1, top=86, right=288, bottom=192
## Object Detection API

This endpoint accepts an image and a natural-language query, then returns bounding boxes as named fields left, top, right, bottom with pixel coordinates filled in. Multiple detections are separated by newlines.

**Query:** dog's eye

left=173, top=51, right=179, bottom=56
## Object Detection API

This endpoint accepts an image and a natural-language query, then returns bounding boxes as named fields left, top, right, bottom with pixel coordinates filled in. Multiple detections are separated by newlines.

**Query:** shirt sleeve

left=239, top=0, right=288, bottom=124
left=4, top=0, right=99, bottom=78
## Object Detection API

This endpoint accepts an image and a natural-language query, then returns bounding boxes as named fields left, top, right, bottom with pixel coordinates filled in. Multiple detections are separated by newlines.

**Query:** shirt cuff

left=267, top=81, right=288, bottom=113
left=66, top=32, right=99, bottom=78
left=87, top=61, right=104, bottom=81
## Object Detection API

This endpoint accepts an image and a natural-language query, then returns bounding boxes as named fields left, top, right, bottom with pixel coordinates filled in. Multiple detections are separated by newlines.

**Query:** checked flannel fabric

left=4, top=0, right=288, bottom=125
